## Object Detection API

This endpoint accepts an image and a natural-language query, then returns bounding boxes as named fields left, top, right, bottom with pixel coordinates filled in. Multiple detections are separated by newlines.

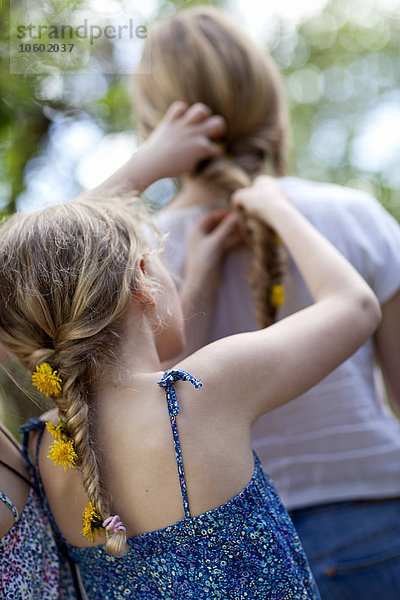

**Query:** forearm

left=159, top=266, right=220, bottom=369
left=262, top=202, right=378, bottom=306
left=160, top=302, right=213, bottom=369
left=166, top=209, right=239, bottom=361
left=76, top=145, right=162, bottom=202
left=74, top=102, right=226, bottom=203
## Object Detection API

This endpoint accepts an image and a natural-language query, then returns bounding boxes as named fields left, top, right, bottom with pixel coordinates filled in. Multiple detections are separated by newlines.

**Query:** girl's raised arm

left=180, top=176, right=381, bottom=422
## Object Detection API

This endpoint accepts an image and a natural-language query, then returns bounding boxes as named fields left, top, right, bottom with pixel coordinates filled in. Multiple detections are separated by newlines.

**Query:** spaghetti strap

left=0, top=424, right=34, bottom=488
left=0, top=458, right=33, bottom=489
left=0, top=489, right=19, bottom=522
left=19, top=417, right=46, bottom=471
left=20, top=419, right=63, bottom=534
left=0, top=423, right=22, bottom=453
left=157, top=369, right=202, bottom=519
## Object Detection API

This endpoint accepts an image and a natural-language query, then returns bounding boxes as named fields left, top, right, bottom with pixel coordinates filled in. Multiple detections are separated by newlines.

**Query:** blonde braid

left=52, top=335, right=129, bottom=557
left=198, top=153, right=287, bottom=328
left=239, top=218, right=286, bottom=328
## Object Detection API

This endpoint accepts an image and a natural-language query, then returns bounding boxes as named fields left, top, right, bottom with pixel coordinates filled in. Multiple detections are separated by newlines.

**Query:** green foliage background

left=0, top=0, right=399, bottom=435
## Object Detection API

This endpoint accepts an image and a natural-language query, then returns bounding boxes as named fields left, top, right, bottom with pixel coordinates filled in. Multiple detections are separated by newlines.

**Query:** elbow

left=358, top=290, right=382, bottom=337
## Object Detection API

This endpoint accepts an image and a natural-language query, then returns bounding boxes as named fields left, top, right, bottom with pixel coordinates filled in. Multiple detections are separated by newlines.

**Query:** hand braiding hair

left=198, top=152, right=287, bottom=328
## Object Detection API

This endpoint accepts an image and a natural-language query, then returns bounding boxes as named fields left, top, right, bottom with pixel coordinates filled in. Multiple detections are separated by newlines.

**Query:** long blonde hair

left=133, top=6, right=289, bottom=327
left=0, top=199, right=156, bottom=557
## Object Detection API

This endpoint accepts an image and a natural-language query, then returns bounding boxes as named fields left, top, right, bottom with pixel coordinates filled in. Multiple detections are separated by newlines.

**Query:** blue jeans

left=290, top=498, right=400, bottom=600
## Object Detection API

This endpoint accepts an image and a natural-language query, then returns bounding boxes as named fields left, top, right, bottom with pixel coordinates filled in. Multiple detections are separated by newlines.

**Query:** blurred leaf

left=273, top=0, right=400, bottom=219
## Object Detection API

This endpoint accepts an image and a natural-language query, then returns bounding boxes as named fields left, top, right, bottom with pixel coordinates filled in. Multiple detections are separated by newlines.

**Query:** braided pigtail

left=56, top=375, right=128, bottom=557
left=239, top=217, right=287, bottom=328
left=198, top=149, right=287, bottom=328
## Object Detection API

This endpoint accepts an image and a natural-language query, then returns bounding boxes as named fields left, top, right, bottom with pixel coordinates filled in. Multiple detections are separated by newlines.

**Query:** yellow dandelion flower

left=46, top=421, right=67, bottom=442
left=271, top=284, right=285, bottom=308
left=32, top=363, right=62, bottom=397
left=82, top=502, right=104, bottom=543
left=47, top=439, right=77, bottom=471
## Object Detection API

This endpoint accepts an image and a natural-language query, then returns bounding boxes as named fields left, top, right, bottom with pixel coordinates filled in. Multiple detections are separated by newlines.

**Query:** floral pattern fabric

left=0, top=485, right=76, bottom=599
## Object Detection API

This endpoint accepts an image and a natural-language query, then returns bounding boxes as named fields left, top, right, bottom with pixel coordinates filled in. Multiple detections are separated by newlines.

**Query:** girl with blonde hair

left=0, top=101, right=225, bottom=598
left=134, top=6, right=290, bottom=333
left=0, top=93, right=381, bottom=597
left=133, top=7, right=400, bottom=598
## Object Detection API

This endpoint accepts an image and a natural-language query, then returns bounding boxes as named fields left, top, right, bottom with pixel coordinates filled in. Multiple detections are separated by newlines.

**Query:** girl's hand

left=143, top=102, right=226, bottom=180
left=185, top=211, right=241, bottom=285
left=231, top=175, right=290, bottom=225
left=174, top=211, right=241, bottom=362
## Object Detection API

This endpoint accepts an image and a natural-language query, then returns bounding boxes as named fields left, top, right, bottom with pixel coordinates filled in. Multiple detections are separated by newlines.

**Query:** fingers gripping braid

left=199, top=155, right=287, bottom=328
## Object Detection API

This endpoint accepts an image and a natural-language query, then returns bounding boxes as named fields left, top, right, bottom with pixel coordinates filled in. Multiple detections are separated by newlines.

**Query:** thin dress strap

left=0, top=489, right=19, bottom=522
left=19, top=417, right=46, bottom=472
left=0, top=423, right=21, bottom=453
left=157, top=369, right=202, bottom=519
left=0, top=425, right=33, bottom=488
left=0, top=458, right=32, bottom=489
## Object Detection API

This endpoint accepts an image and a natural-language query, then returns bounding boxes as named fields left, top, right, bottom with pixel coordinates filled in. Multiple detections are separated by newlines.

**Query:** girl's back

left=36, top=372, right=253, bottom=542
left=27, top=370, right=319, bottom=600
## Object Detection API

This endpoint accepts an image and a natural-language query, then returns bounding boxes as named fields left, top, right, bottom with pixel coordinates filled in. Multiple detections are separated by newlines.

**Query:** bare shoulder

left=0, top=500, right=16, bottom=537
left=172, top=345, right=254, bottom=425
left=40, top=408, right=58, bottom=423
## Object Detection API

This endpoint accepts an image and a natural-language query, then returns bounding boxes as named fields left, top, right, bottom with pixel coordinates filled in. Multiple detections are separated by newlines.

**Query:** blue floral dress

left=23, top=369, right=321, bottom=599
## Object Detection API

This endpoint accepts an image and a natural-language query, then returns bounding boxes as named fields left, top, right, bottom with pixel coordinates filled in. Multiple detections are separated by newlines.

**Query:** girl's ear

left=139, top=258, right=146, bottom=274
left=134, top=259, right=155, bottom=306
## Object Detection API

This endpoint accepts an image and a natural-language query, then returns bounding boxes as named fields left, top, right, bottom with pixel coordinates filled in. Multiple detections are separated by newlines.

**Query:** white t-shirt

left=154, top=177, right=400, bottom=510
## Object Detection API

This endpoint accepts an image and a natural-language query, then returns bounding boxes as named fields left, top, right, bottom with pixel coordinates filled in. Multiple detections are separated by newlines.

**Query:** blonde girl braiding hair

left=133, top=6, right=289, bottom=327
left=0, top=199, right=157, bottom=558
left=0, top=99, right=382, bottom=598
